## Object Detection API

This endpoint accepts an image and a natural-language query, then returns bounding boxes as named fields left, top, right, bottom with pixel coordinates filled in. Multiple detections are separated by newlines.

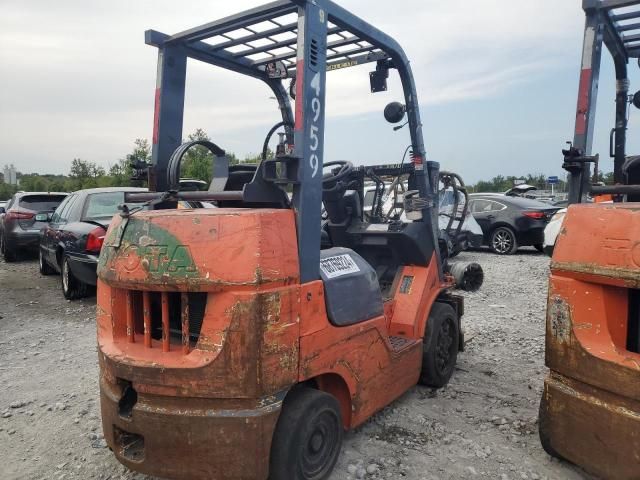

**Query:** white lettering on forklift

left=320, top=254, right=360, bottom=279
left=309, top=71, right=322, bottom=177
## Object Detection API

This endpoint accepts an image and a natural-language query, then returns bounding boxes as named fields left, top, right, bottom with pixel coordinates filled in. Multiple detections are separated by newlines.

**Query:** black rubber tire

left=270, top=387, right=343, bottom=480
left=538, top=396, right=563, bottom=460
left=61, top=256, right=87, bottom=300
left=490, top=226, right=518, bottom=255
left=419, top=303, right=459, bottom=388
left=39, top=248, right=55, bottom=275
left=1, top=234, right=17, bottom=262
left=534, top=243, right=544, bottom=253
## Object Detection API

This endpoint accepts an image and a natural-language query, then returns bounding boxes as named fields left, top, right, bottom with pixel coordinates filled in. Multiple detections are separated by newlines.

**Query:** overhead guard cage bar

left=145, top=0, right=437, bottom=284
left=569, top=0, right=640, bottom=203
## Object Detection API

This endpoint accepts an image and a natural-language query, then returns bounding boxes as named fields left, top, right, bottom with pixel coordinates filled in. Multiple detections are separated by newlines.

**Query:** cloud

left=0, top=0, right=583, bottom=176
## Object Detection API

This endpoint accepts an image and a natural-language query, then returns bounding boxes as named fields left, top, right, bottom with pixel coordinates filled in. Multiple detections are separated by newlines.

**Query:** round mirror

left=384, top=102, right=406, bottom=124
left=633, top=90, right=640, bottom=110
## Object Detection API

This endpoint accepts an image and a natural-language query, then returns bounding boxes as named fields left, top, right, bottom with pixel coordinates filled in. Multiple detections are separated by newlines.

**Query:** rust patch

left=552, top=260, right=640, bottom=287
left=548, top=296, right=571, bottom=344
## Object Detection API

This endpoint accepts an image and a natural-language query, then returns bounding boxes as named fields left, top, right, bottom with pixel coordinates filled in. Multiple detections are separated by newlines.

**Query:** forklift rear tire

left=419, top=303, right=459, bottom=388
left=270, top=386, right=343, bottom=480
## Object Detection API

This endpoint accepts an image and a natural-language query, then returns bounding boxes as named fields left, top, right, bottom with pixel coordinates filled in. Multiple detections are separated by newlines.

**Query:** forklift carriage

left=540, top=1, right=640, bottom=478
left=97, top=1, right=463, bottom=479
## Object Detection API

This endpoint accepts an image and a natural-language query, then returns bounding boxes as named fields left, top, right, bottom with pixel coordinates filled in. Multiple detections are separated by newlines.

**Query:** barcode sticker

left=320, top=254, right=360, bottom=279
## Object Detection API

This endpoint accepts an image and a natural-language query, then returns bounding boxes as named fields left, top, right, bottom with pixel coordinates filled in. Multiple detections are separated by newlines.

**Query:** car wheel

left=39, top=248, right=55, bottom=275
left=61, top=256, right=87, bottom=300
left=419, top=302, right=459, bottom=388
left=270, top=387, right=343, bottom=480
left=534, top=243, right=544, bottom=253
left=490, top=227, right=518, bottom=255
left=1, top=235, right=17, bottom=262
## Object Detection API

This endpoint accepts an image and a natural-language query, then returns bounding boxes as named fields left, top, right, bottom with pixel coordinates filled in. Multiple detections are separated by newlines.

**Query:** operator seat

left=319, top=247, right=384, bottom=326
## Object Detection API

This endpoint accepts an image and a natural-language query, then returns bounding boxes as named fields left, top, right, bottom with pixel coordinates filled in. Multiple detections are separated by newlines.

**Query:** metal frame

left=568, top=0, right=640, bottom=202
left=146, top=0, right=439, bottom=283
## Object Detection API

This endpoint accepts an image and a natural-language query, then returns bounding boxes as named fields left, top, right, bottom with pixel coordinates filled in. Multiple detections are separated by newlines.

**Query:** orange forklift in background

left=540, top=1, right=640, bottom=478
left=96, top=1, right=464, bottom=479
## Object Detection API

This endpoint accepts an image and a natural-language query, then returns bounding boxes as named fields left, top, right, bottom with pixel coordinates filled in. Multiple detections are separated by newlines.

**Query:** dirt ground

left=0, top=249, right=591, bottom=480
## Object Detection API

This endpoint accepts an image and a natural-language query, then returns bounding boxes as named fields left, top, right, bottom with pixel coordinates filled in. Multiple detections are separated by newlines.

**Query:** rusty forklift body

left=540, top=1, right=640, bottom=478
left=97, top=1, right=463, bottom=479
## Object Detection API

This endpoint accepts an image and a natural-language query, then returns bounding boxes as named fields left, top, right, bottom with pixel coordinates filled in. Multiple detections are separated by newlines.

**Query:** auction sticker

left=320, top=254, right=360, bottom=279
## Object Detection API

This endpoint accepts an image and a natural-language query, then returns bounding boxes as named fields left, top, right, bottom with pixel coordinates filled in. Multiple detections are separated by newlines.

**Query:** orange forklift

left=96, top=1, right=463, bottom=479
left=539, top=1, right=640, bottom=478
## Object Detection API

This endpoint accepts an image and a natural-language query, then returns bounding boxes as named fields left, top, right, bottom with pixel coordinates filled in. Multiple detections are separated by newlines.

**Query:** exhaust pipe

left=448, top=262, right=484, bottom=292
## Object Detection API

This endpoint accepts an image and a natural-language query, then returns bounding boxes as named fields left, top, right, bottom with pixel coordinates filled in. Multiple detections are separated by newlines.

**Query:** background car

left=468, top=194, right=560, bottom=254
left=543, top=208, right=567, bottom=256
left=0, top=192, right=68, bottom=261
left=39, top=187, right=146, bottom=299
left=39, top=187, right=209, bottom=299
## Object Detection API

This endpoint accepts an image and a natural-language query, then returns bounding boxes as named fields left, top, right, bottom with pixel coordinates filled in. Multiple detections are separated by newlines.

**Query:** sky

left=1, top=0, right=640, bottom=184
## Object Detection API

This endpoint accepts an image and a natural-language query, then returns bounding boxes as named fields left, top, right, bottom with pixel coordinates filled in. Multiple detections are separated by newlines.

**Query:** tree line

left=0, top=129, right=265, bottom=200
left=0, top=128, right=616, bottom=200
left=467, top=171, right=614, bottom=193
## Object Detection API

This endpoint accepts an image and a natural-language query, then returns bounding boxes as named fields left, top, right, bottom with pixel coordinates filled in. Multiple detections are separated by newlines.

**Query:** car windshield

left=19, top=194, right=67, bottom=212
left=83, top=192, right=146, bottom=221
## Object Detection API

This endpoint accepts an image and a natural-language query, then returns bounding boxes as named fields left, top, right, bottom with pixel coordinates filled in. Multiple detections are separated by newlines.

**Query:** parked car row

left=1, top=186, right=211, bottom=300
left=38, top=187, right=147, bottom=299
left=2, top=185, right=558, bottom=303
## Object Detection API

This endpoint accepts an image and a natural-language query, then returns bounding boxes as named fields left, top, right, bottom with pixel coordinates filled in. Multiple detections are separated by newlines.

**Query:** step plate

left=388, top=336, right=416, bottom=352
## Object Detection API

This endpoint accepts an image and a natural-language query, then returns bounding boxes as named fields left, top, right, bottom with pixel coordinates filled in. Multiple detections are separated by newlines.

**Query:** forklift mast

left=566, top=0, right=640, bottom=203
left=145, top=0, right=440, bottom=283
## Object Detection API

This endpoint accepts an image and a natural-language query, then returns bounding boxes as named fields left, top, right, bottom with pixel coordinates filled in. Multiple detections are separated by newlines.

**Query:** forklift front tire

left=419, top=303, right=459, bottom=388
left=270, top=386, right=343, bottom=480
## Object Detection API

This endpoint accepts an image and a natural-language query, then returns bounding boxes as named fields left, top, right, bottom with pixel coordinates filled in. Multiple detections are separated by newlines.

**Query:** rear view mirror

left=35, top=213, right=51, bottom=222
left=384, top=102, right=406, bottom=123
left=264, top=61, right=288, bottom=79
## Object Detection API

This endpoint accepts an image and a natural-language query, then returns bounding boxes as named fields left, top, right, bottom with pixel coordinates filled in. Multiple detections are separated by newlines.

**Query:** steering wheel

left=322, top=160, right=354, bottom=185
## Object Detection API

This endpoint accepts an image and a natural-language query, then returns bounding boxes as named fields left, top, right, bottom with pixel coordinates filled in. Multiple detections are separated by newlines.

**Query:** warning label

left=320, top=254, right=360, bottom=279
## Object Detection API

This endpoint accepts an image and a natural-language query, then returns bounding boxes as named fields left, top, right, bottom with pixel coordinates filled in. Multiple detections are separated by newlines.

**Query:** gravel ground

left=0, top=249, right=591, bottom=480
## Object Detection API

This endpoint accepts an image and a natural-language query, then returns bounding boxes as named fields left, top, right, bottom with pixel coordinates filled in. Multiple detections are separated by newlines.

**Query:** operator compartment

left=97, top=207, right=300, bottom=395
